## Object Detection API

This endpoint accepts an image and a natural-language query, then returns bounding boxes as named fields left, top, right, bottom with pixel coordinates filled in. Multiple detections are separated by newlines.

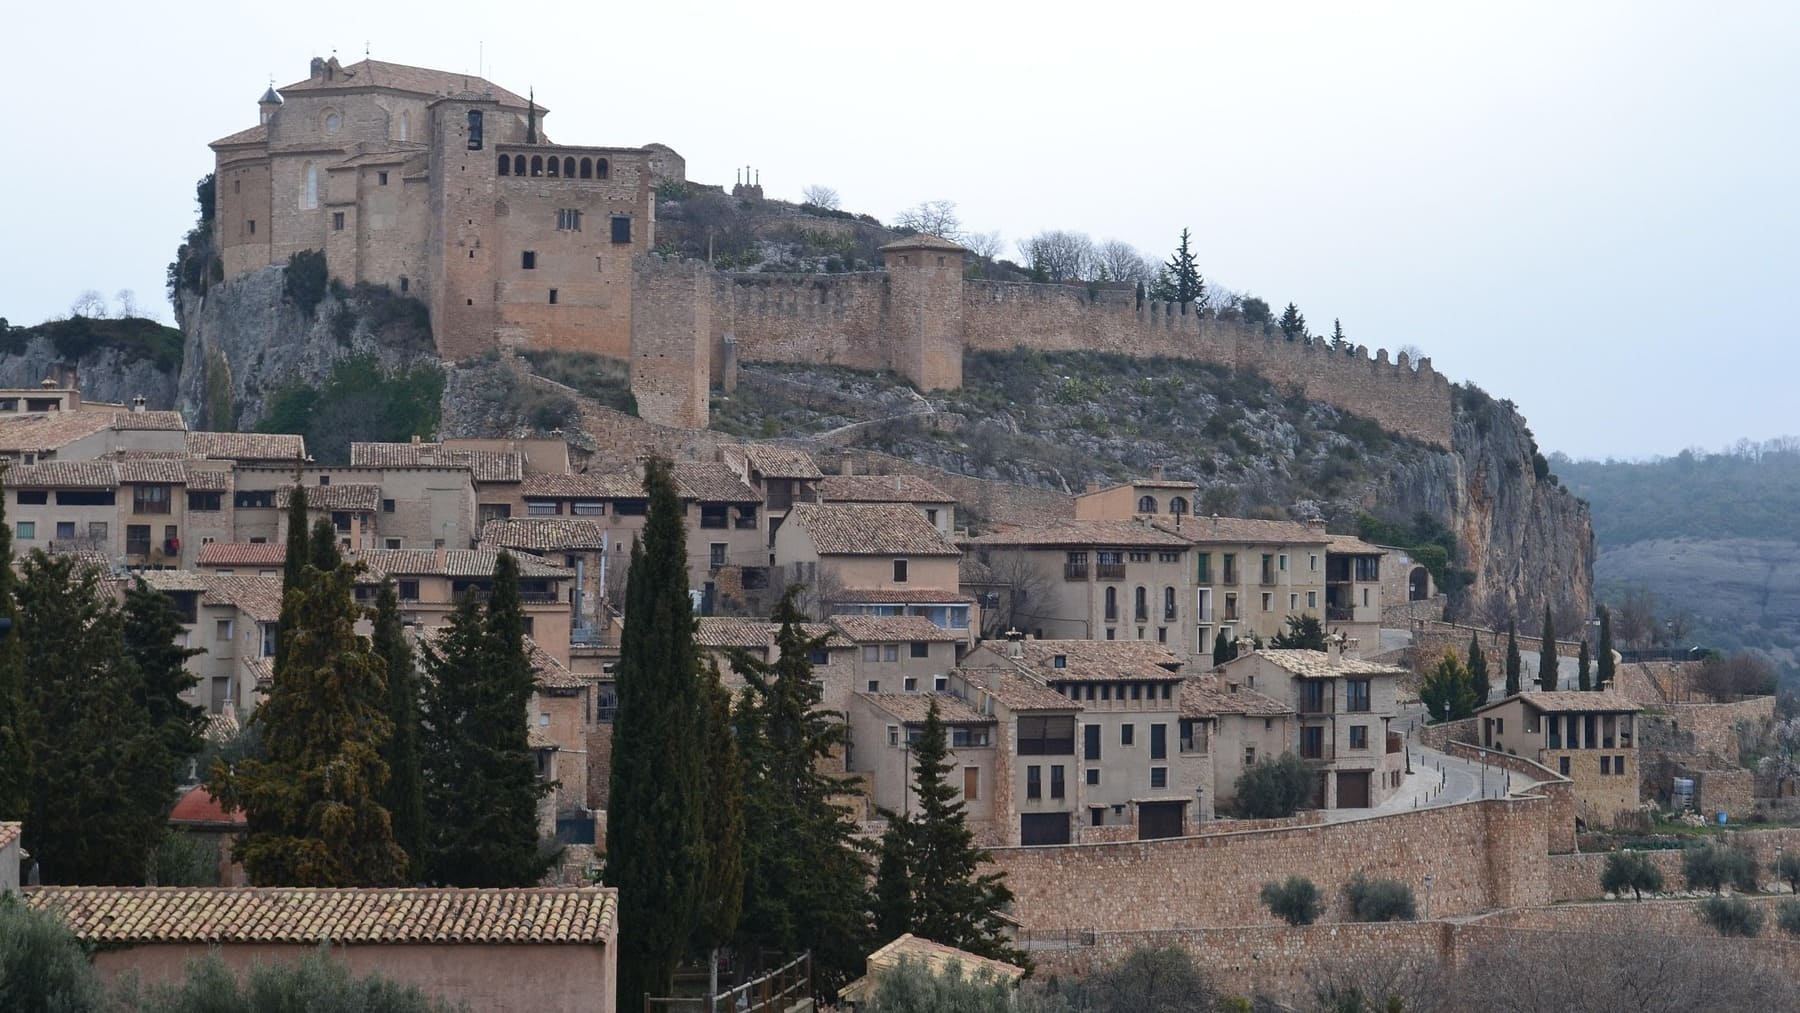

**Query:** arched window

left=498, top=153, right=510, bottom=176
left=302, top=163, right=319, bottom=209
left=529, top=155, right=542, bottom=177
left=563, top=157, right=576, bottom=178
left=1163, top=586, right=1177, bottom=621
left=579, top=157, right=592, bottom=179
left=1134, top=586, right=1148, bottom=623
left=513, top=155, right=526, bottom=176
left=547, top=157, right=559, bottom=178
left=595, top=158, right=609, bottom=179
left=465, top=110, right=483, bottom=150
left=1104, top=586, right=1118, bottom=622
left=1137, top=495, right=1157, bottom=514
left=1169, top=496, right=1189, bottom=516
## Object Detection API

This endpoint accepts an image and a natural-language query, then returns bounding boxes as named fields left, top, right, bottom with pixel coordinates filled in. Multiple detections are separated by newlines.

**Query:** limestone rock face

left=0, top=336, right=176, bottom=409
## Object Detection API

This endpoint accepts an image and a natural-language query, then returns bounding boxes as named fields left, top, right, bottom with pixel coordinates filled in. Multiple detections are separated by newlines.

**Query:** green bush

left=119, top=945, right=466, bottom=1011
left=151, top=829, right=220, bottom=887
left=1698, top=895, right=1763, bottom=937
left=1683, top=843, right=1758, bottom=895
left=1260, top=876, right=1323, bottom=926
left=258, top=356, right=444, bottom=465
left=0, top=316, right=186, bottom=372
left=1600, top=850, right=1663, bottom=901
left=1776, top=898, right=1800, bottom=937
left=1344, top=873, right=1417, bottom=922
left=283, top=250, right=329, bottom=317
left=861, top=955, right=1015, bottom=1013
left=1232, top=752, right=1314, bottom=819
left=1777, top=851, right=1800, bottom=893
left=0, top=895, right=106, bottom=1012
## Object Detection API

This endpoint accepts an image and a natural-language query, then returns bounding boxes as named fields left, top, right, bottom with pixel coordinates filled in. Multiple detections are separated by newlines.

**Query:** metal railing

left=1063, top=563, right=1088, bottom=581
left=645, top=952, right=811, bottom=1013
left=1095, top=562, right=1126, bottom=581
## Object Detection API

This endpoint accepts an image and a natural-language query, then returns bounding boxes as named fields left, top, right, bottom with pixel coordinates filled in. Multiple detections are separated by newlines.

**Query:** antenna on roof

left=365, top=40, right=370, bottom=58
left=478, top=40, right=483, bottom=78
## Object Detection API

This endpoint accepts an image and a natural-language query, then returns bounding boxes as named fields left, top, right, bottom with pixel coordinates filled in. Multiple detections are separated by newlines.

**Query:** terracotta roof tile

left=200, top=575, right=286, bottom=623
left=520, top=472, right=645, bottom=498
left=198, top=542, right=288, bottom=567
left=27, top=885, right=617, bottom=944
left=857, top=692, right=991, bottom=724
left=185, top=466, right=232, bottom=491
left=695, top=617, right=849, bottom=650
left=169, top=785, right=245, bottom=827
left=1179, top=675, right=1293, bottom=718
left=879, top=234, right=969, bottom=253
left=277, top=483, right=382, bottom=512
left=7, top=461, right=119, bottom=488
left=247, top=657, right=275, bottom=689
left=480, top=518, right=608, bottom=552
left=1155, top=516, right=1329, bottom=546
left=1235, top=649, right=1407, bottom=679
left=833, top=588, right=976, bottom=605
left=114, top=411, right=187, bottom=431
left=210, top=123, right=268, bottom=147
left=349, top=443, right=523, bottom=483
left=1015, top=640, right=1184, bottom=682
left=353, top=549, right=571, bottom=579
left=204, top=710, right=241, bottom=742
left=187, top=431, right=305, bottom=462
left=829, top=615, right=962, bottom=643
left=722, top=444, right=823, bottom=480
left=963, top=669, right=1081, bottom=712
left=818, top=474, right=954, bottom=504
left=1322, top=533, right=1384, bottom=555
left=787, top=503, right=959, bottom=557
left=672, top=462, right=759, bottom=502
left=0, top=821, right=20, bottom=849
left=1498, top=690, right=1641, bottom=714
left=136, top=570, right=211, bottom=592
left=965, top=519, right=1191, bottom=549
left=0, top=412, right=114, bottom=453
left=280, top=58, right=534, bottom=111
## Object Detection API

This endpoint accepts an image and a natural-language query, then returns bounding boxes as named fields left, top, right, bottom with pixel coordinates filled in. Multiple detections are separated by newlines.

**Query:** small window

left=934, top=675, right=948, bottom=692
left=862, top=645, right=880, bottom=663
left=1308, top=591, right=1318, bottom=608
left=557, top=208, right=582, bottom=231
left=522, top=250, right=537, bottom=270
left=868, top=680, right=880, bottom=693
left=385, top=538, right=401, bottom=550
left=1121, top=724, right=1134, bottom=746
left=15, top=521, right=34, bottom=539
left=1558, top=756, right=1571, bottom=776
left=187, top=491, right=222, bottom=511
left=1086, top=768, right=1099, bottom=786
left=527, top=500, right=560, bottom=516
left=216, top=620, right=233, bottom=641
left=382, top=499, right=396, bottom=513
left=888, top=725, right=900, bottom=746
left=399, top=276, right=409, bottom=293
left=1150, top=767, right=1168, bottom=789
left=611, top=216, right=632, bottom=244
left=17, top=490, right=47, bottom=505
left=548, top=289, right=558, bottom=305
left=903, top=676, right=917, bottom=692
left=910, top=641, right=930, bottom=659
left=963, top=766, right=979, bottom=801
left=332, top=211, right=345, bottom=231
left=1261, top=593, right=1273, bottom=611
left=247, top=219, right=256, bottom=235
left=1050, top=765, right=1065, bottom=799
left=1027, top=765, right=1042, bottom=800
left=466, top=109, right=483, bottom=150
left=1600, top=755, right=1612, bottom=775
left=883, top=644, right=899, bottom=662
left=378, top=171, right=389, bottom=186
left=398, top=580, right=420, bottom=601
left=1350, top=725, right=1369, bottom=750
left=893, top=559, right=908, bottom=583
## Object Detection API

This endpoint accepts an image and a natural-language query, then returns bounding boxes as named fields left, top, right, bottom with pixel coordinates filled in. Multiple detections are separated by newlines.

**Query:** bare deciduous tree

left=1613, top=586, right=1657, bottom=649
left=894, top=199, right=963, bottom=241
left=1094, top=240, right=1152, bottom=283
left=113, top=289, right=140, bottom=319
left=963, top=230, right=1005, bottom=261
left=801, top=184, right=840, bottom=210
left=1019, top=230, right=1097, bottom=282
left=69, top=289, right=107, bottom=318
left=1691, top=652, right=1777, bottom=701
left=975, top=550, right=1053, bottom=638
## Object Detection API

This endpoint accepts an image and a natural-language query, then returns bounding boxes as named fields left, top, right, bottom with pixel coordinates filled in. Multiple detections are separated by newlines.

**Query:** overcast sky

left=4, top=1, right=1794, bottom=459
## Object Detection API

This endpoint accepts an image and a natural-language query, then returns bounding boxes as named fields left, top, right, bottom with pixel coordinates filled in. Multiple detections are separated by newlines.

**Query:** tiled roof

left=1501, top=690, right=1641, bottom=714
left=349, top=443, right=523, bottom=483
left=1179, top=676, right=1293, bottom=718
left=277, top=483, right=382, bottom=512
left=185, top=466, right=232, bottom=491
left=7, top=460, right=119, bottom=488
left=280, top=58, right=534, bottom=111
left=116, top=459, right=191, bottom=484
left=857, top=692, right=991, bottom=724
left=695, top=617, right=849, bottom=650
left=27, top=885, right=617, bottom=944
left=672, top=462, right=759, bottom=502
left=201, top=575, right=286, bottom=623
left=1080, top=478, right=1200, bottom=497
left=841, top=933, right=1023, bottom=1003
left=879, top=234, right=969, bottom=253
left=965, top=519, right=1191, bottom=549
left=198, top=542, right=288, bottom=567
left=114, top=411, right=187, bottom=431
left=1156, top=516, right=1328, bottom=546
left=787, top=504, right=960, bottom=557
left=210, top=123, right=268, bottom=147
left=965, top=669, right=1081, bottom=712
left=525, top=637, right=584, bottom=690
left=1323, top=533, right=1384, bottom=555
left=0, top=821, right=20, bottom=849
left=1017, top=640, right=1184, bottom=682
left=829, top=615, right=962, bottom=643
left=833, top=588, right=975, bottom=605
left=1236, top=649, right=1408, bottom=679
left=520, top=472, right=645, bottom=499
left=480, top=518, right=608, bottom=552
left=136, top=570, right=211, bottom=592
left=959, top=556, right=997, bottom=584
left=204, top=710, right=240, bottom=742
left=187, top=431, right=305, bottom=462
left=247, top=657, right=275, bottom=690
left=723, top=444, right=823, bottom=480
left=169, top=785, right=245, bottom=828
left=354, top=549, right=572, bottom=579
left=527, top=728, right=559, bottom=750
left=818, top=474, right=954, bottom=504
left=0, top=411, right=113, bottom=453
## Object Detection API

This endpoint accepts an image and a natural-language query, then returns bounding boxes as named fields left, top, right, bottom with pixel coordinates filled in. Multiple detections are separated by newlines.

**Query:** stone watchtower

left=879, top=235, right=967, bottom=391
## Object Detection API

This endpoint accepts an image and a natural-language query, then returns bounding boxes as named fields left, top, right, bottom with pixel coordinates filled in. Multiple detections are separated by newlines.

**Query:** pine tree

left=1596, top=606, right=1616, bottom=691
left=419, top=556, right=551, bottom=886
left=218, top=564, right=406, bottom=886
left=309, top=516, right=342, bottom=573
left=1212, top=628, right=1232, bottom=667
left=1420, top=649, right=1478, bottom=724
left=372, top=579, right=424, bottom=873
left=1466, top=633, right=1491, bottom=708
left=1539, top=606, right=1559, bottom=692
left=276, top=485, right=310, bottom=677
left=1504, top=623, right=1522, bottom=697
left=1578, top=639, right=1592, bottom=692
left=0, top=465, right=30, bottom=820
left=729, top=590, right=873, bottom=990
left=1152, top=228, right=1204, bottom=307
left=1331, top=318, right=1348, bottom=351
left=17, top=553, right=174, bottom=883
left=122, top=578, right=206, bottom=777
left=1270, top=614, right=1326, bottom=651
left=692, top=661, right=745, bottom=993
left=606, top=459, right=708, bottom=1008
left=1278, top=302, right=1307, bottom=342
left=879, top=701, right=1025, bottom=966
left=872, top=818, right=915, bottom=943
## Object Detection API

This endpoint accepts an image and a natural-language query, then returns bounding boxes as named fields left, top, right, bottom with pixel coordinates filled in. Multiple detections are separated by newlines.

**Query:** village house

left=1178, top=675, right=1296, bottom=813
left=0, top=386, right=189, bottom=465
left=136, top=570, right=283, bottom=715
left=773, top=502, right=972, bottom=639
left=720, top=443, right=824, bottom=549
left=350, top=548, right=576, bottom=664
left=831, top=614, right=963, bottom=697
left=694, top=615, right=856, bottom=718
left=846, top=691, right=1004, bottom=839
left=1321, top=528, right=1388, bottom=648
left=1071, top=468, right=1198, bottom=522
left=1471, top=690, right=1642, bottom=828
left=816, top=471, right=957, bottom=537
left=1214, top=646, right=1407, bottom=809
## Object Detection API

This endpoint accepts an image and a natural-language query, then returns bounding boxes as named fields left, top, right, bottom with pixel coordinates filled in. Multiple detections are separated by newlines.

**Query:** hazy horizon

left=4, top=0, right=1794, bottom=460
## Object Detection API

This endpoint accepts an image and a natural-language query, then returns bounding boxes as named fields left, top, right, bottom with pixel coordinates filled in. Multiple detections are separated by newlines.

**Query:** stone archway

left=1409, top=566, right=1430, bottom=601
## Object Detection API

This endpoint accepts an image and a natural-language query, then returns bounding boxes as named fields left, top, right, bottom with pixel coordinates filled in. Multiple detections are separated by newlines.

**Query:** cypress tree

left=1538, top=605, right=1559, bottom=692
left=122, top=578, right=206, bottom=777
left=879, top=701, right=1025, bottom=966
left=282, top=486, right=310, bottom=590
left=309, top=516, right=342, bottom=573
left=1466, top=633, right=1491, bottom=707
left=729, top=590, right=873, bottom=990
left=1212, top=628, right=1232, bottom=667
left=372, top=579, right=424, bottom=872
left=1152, top=228, right=1204, bottom=307
left=420, top=553, right=550, bottom=886
left=17, top=553, right=173, bottom=883
left=1331, top=318, right=1348, bottom=351
left=1504, top=623, right=1522, bottom=697
left=607, top=458, right=708, bottom=1007
left=693, top=661, right=745, bottom=994
left=0, top=466, right=29, bottom=820
left=1596, top=606, right=1616, bottom=691
left=872, top=819, right=915, bottom=943
left=1279, top=302, right=1307, bottom=342
left=219, top=564, right=406, bottom=886
left=1578, top=639, right=1592, bottom=692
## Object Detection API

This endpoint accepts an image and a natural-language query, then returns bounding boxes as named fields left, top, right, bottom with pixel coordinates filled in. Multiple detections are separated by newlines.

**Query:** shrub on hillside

left=1778, top=850, right=1800, bottom=893
left=860, top=956, right=1016, bottom=1013
left=1232, top=752, right=1313, bottom=819
left=1344, top=873, right=1417, bottom=922
left=1683, top=843, right=1758, bottom=895
left=1698, top=895, right=1763, bottom=937
left=1260, top=876, right=1323, bottom=926
left=1051, top=944, right=1221, bottom=1013
left=283, top=249, right=329, bottom=317
left=1600, top=850, right=1664, bottom=901
left=1777, top=898, right=1800, bottom=937
left=0, top=896, right=106, bottom=1012
left=117, top=946, right=465, bottom=1011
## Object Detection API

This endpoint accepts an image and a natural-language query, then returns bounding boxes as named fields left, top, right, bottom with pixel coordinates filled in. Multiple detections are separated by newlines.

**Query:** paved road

left=1322, top=704, right=1532, bottom=823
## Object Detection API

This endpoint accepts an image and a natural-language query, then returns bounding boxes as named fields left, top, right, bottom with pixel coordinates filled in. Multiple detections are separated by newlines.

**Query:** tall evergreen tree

left=309, top=516, right=342, bottom=573
left=1538, top=606, right=1559, bottom=692
left=606, top=458, right=708, bottom=1008
left=419, top=554, right=550, bottom=886
left=1331, top=318, right=1348, bottom=351
left=1578, top=639, right=1592, bottom=692
left=728, top=590, right=873, bottom=991
left=276, top=485, right=310, bottom=677
left=1504, top=623, right=1523, bottom=697
left=1466, top=633, right=1491, bottom=707
left=372, top=579, right=424, bottom=873
left=876, top=701, right=1025, bottom=966
left=693, top=661, right=745, bottom=996
left=0, top=466, right=29, bottom=820
left=872, top=818, right=915, bottom=943
left=1212, top=628, right=1232, bottom=667
left=17, top=553, right=172, bottom=883
left=122, top=579, right=206, bottom=777
left=1150, top=228, right=1204, bottom=307
left=1596, top=606, right=1616, bottom=691
left=216, top=564, right=406, bottom=886
left=1278, top=302, right=1307, bottom=342
left=1421, top=649, right=1478, bottom=724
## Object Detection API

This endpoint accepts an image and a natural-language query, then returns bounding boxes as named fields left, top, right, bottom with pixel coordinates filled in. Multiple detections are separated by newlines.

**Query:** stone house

left=137, top=571, right=284, bottom=715
left=816, top=472, right=957, bottom=537
left=719, top=443, right=824, bottom=549
left=350, top=549, right=575, bottom=665
left=1178, top=675, right=1295, bottom=813
left=829, top=614, right=963, bottom=697
left=230, top=464, right=480, bottom=552
left=1471, top=690, right=1642, bottom=828
left=840, top=934, right=1024, bottom=1009
left=6, top=460, right=205, bottom=567
left=479, top=517, right=611, bottom=643
left=774, top=502, right=972, bottom=639
left=847, top=691, right=1003, bottom=838
left=1322, top=530, right=1387, bottom=647
left=195, top=541, right=287, bottom=575
left=1072, top=469, right=1198, bottom=521
left=1215, top=647, right=1406, bottom=810
left=1161, top=515, right=1331, bottom=650
left=0, top=395, right=189, bottom=465
left=695, top=616, right=856, bottom=719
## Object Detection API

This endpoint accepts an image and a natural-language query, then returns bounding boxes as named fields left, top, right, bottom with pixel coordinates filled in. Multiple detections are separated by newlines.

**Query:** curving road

left=1322, top=703, right=1534, bottom=823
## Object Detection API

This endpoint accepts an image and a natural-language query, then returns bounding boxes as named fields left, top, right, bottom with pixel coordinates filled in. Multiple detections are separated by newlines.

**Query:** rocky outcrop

left=0, top=335, right=177, bottom=409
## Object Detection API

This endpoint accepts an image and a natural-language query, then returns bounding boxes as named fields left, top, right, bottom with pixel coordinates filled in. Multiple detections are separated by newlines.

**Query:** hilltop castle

left=213, top=58, right=1451, bottom=447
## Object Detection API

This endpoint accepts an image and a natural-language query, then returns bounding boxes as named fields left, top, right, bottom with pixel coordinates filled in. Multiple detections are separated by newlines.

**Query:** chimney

left=1326, top=633, right=1343, bottom=667
left=131, top=395, right=147, bottom=414
left=1150, top=464, right=1164, bottom=480
left=1004, top=627, right=1024, bottom=659
left=411, top=434, right=421, bottom=445
left=1306, top=517, right=1327, bottom=532
left=435, top=541, right=447, bottom=570
left=840, top=451, right=855, bottom=477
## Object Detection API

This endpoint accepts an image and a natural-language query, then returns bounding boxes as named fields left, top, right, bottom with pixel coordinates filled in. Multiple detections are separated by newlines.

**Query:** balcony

left=1095, top=562, right=1126, bottom=581
left=1327, top=606, right=1355, bottom=622
left=1063, top=563, right=1089, bottom=581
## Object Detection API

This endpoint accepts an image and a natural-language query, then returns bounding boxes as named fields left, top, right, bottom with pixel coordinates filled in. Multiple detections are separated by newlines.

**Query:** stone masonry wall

left=1546, top=826, right=1800, bottom=901
left=987, top=795, right=1550, bottom=932
left=1443, top=741, right=1576, bottom=852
